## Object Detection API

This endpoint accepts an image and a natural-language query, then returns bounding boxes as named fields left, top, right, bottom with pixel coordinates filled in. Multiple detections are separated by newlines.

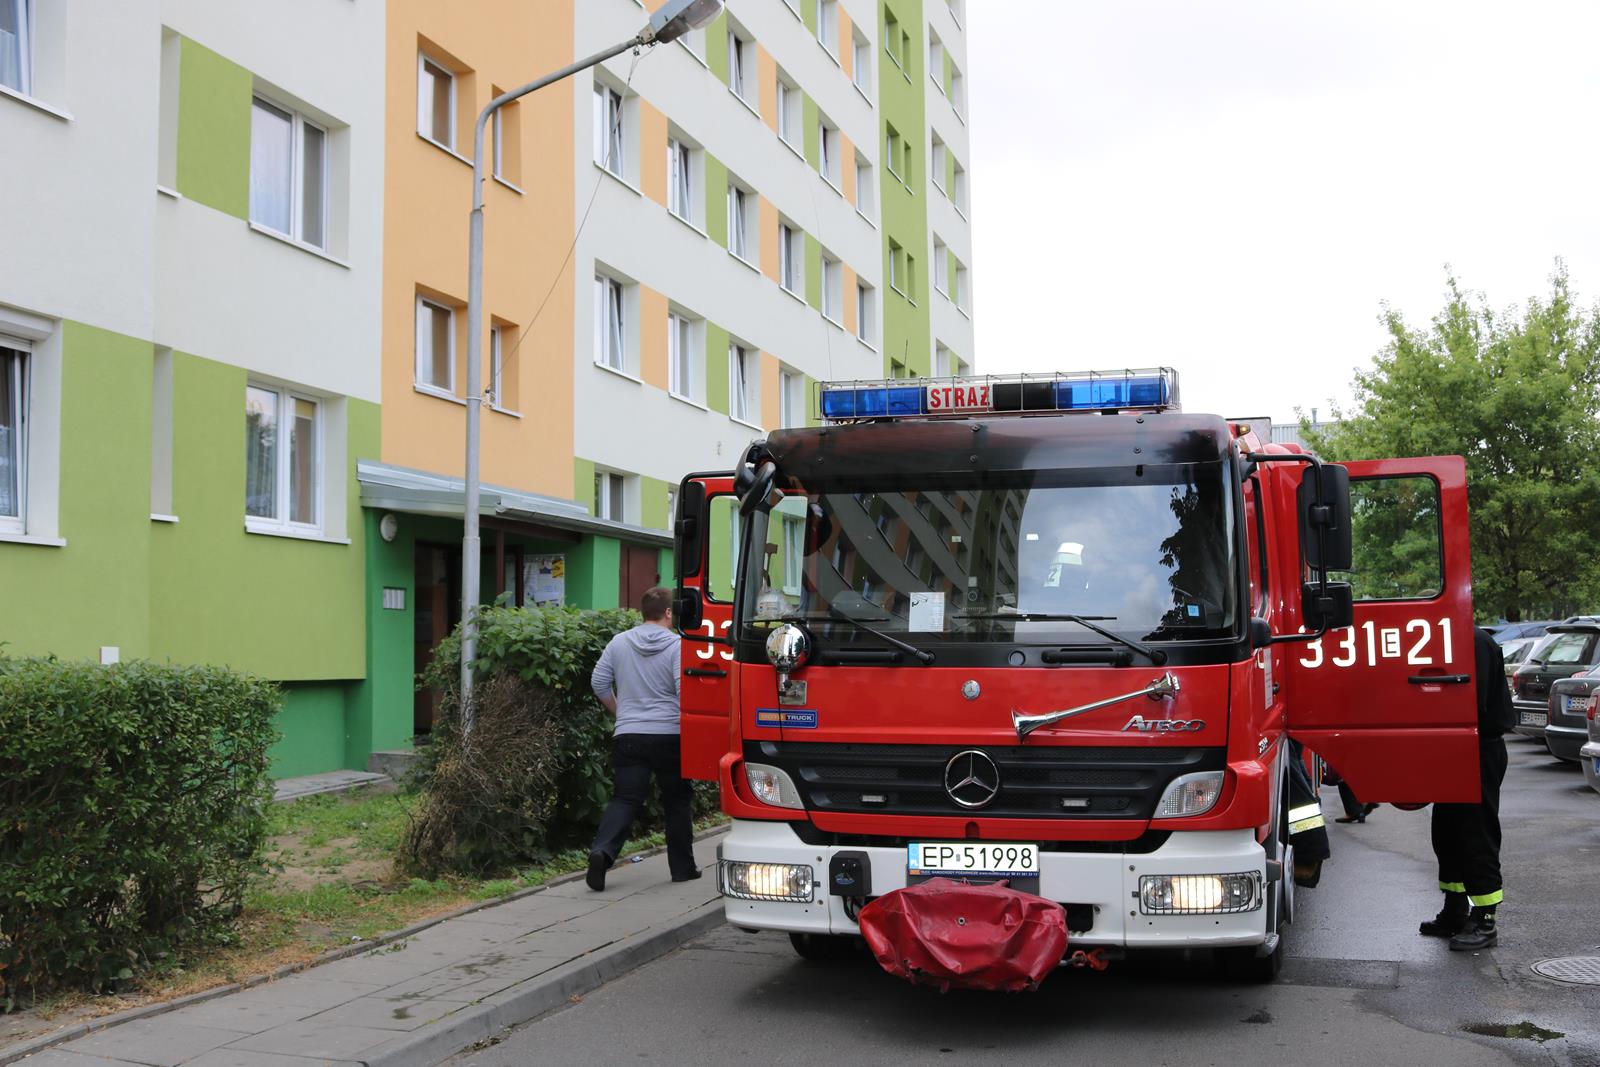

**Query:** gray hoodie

left=591, top=623, right=682, bottom=735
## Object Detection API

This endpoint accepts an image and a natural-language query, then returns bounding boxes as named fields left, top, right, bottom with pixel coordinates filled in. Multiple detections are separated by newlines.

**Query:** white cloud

left=970, top=1, right=1600, bottom=421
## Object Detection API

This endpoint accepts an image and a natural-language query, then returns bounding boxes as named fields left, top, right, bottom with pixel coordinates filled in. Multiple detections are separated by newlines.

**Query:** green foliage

left=403, top=606, right=715, bottom=876
left=0, top=657, right=278, bottom=1005
left=1309, top=264, right=1600, bottom=620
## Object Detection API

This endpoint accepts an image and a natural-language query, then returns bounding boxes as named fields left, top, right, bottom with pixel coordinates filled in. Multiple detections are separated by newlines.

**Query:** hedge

left=0, top=657, right=277, bottom=1005
left=403, top=605, right=717, bottom=876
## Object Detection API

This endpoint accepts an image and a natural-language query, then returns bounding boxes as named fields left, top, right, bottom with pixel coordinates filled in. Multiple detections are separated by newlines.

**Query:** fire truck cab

left=672, top=369, right=1477, bottom=979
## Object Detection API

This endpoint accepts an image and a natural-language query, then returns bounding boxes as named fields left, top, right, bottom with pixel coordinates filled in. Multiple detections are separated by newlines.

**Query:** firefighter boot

left=1418, top=892, right=1468, bottom=938
left=1448, top=907, right=1498, bottom=951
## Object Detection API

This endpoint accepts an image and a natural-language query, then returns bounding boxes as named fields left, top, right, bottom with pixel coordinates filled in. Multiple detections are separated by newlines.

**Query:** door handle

left=684, top=667, right=728, bottom=678
left=1407, top=674, right=1470, bottom=685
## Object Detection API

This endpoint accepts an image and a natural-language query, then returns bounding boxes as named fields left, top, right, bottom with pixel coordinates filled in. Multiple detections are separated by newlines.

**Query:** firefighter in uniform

left=1286, top=738, right=1330, bottom=886
left=1420, top=626, right=1515, bottom=950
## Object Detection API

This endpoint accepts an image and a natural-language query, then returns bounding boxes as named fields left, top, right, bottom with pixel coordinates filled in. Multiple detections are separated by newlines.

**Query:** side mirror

left=739, top=461, right=778, bottom=517
left=1297, top=464, right=1352, bottom=571
left=674, top=480, right=706, bottom=579
left=1301, top=581, right=1354, bottom=632
left=674, top=588, right=704, bottom=632
left=1249, top=616, right=1272, bottom=649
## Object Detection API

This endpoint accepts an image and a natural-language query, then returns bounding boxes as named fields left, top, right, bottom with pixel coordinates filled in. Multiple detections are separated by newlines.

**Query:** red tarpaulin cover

left=857, top=878, right=1068, bottom=992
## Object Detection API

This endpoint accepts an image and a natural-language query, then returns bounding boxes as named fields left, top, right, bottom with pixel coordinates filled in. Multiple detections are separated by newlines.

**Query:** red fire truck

left=672, top=368, right=1478, bottom=981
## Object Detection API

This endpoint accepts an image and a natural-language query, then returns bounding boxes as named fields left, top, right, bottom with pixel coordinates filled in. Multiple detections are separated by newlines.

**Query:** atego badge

left=1122, top=716, right=1205, bottom=733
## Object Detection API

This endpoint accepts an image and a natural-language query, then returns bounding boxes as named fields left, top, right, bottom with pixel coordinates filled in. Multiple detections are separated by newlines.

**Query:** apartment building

left=0, top=2, right=389, bottom=777
left=0, top=0, right=976, bottom=776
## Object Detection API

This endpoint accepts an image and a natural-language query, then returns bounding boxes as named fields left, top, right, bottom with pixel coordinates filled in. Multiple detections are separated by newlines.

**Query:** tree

left=1308, top=263, right=1600, bottom=621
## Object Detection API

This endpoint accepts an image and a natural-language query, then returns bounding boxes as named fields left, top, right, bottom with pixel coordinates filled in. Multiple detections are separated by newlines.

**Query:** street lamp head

left=646, top=0, right=723, bottom=44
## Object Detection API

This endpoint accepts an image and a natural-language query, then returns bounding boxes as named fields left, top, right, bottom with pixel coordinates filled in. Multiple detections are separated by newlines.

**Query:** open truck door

left=674, top=473, right=737, bottom=781
left=1285, top=456, right=1480, bottom=803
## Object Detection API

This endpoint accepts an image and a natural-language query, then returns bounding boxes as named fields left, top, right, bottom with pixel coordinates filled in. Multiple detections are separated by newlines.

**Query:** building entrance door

left=413, top=543, right=460, bottom=736
left=619, top=543, right=660, bottom=614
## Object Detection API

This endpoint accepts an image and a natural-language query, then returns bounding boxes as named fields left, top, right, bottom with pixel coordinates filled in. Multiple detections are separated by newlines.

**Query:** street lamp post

left=461, top=0, right=723, bottom=731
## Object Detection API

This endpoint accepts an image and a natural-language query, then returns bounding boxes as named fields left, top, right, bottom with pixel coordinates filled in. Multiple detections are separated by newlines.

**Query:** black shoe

left=1420, top=910, right=1468, bottom=937
left=1449, top=917, right=1498, bottom=951
left=1362, top=803, right=1379, bottom=816
left=671, top=869, right=703, bottom=882
left=1334, top=815, right=1365, bottom=824
left=586, top=850, right=609, bottom=892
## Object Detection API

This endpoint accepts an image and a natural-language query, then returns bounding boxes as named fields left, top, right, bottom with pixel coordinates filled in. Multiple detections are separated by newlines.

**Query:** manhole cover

left=1531, top=957, right=1600, bottom=985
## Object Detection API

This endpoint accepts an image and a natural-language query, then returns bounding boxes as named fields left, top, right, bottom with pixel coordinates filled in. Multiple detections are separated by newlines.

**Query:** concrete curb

left=0, top=824, right=728, bottom=1066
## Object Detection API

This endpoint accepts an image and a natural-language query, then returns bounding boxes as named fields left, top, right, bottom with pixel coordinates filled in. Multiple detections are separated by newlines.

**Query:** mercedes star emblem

left=943, top=750, right=1001, bottom=810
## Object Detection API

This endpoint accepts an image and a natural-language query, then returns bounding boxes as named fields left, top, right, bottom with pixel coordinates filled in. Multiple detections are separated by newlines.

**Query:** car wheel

left=788, top=932, right=859, bottom=962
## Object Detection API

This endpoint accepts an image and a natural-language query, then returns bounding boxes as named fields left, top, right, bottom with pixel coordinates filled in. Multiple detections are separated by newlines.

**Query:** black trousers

left=1431, top=737, right=1507, bottom=906
left=1336, top=780, right=1365, bottom=820
left=590, top=733, right=697, bottom=880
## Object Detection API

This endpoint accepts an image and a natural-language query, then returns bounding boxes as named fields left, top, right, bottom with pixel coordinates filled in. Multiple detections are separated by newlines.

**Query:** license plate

left=907, top=842, right=1039, bottom=877
left=1521, top=711, right=1547, bottom=727
left=1564, top=695, right=1591, bottom=713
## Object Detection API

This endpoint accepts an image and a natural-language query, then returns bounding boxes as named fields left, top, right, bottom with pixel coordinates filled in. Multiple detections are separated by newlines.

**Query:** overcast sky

left=967, top=1, right=1600, bottom=422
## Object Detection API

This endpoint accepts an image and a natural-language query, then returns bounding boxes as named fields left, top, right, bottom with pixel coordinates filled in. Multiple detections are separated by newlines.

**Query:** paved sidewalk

left=13, top=835, right=725, bottom=1067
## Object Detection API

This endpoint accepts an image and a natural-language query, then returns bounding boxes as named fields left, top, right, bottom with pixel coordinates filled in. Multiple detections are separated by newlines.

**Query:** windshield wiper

left=782, top=611, right=936, bottom=665
left=954, top=612, right=1167, bottom=666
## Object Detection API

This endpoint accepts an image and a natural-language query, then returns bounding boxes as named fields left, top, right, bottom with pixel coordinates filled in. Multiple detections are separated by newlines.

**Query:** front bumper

left=1546, top=724, right=1588, bottom=762
left=717, top=819, right=1269, bottom=949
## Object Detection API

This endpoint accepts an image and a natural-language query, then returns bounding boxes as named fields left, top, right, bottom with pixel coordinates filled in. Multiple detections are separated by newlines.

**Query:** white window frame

left=950, top=66, right=965, bottom=117
left=888, top=241, right=903, bottom=293
left=414, top=296, right=455, bottom=393
left=953, top=261, right=968, bottom=310
left=727, top=181, right=751, bottom=261
left=417, top=53, right=455, bottom=150
left=782, top=514, right=803, bottom=595
left=491, top=106, right=504, bottom=179
left=250, top=95, right=329, bottom=251
left=854, top=156, right=873, bottom=219
left=667, top=137, right=693, bottom=222
left=593, top=82, right=624, bottom=176
left=953, top=160, right=968, bottom=214
left=885, top=126, right=902, bottom=180
left=728, top=28, right=751, bottom=101
left=729, top=505, right=742, bottom=586
left=490, top=324, right=505, bottom=409
left=779, top=224, right=800, bottom=295
left=779, top=369, right=798, bottom=428
left=928, top=34, right=944, bottom=93
left=777, top=78, right=799, bottom=147
left=818, top=119, right=839, bottom=185
left=934, top=345, right=951, bottom=378
left=0, top=341, right=26, bottom=533
left=931, top=138, right=947, bottom=193
left=0, top=0, right=31, bottom=96
left=816, top=0, right=838, bottom=51
left=729, top=343, right=755, bottom=424
left=594, top=274, right=626, bottom=371
left=856, top=281, right=874, bottom=343
left=933, top=239, right=949, bottom=296
left=851, top=34, right=871, bottom=95
left=245, top=383, right=322, bottom=534
left=594, top=470, right=626, bottom=522
left=822, top=254, right=842, bottom=323
left=669, top=311, right=694, bottom=401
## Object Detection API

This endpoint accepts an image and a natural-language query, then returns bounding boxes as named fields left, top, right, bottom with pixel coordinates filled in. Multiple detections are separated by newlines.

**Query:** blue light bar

left=816, top=368, right=1180, bottom=422
left=1056, top=374, right=1169, bottom=410
left=819, top=385, right=925, bottom=420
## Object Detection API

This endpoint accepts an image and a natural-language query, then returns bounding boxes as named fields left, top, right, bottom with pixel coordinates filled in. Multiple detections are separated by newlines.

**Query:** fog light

left=1153, top=771, right=1224, bottom=818
left=720, top=860, right=814, bottom=902
left=1139, top=872, right=1261, bottom=914
left=744, top=762, right=804, bottom=809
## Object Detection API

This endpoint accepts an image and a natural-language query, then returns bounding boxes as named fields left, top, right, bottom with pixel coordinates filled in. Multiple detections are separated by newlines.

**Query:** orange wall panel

left=758, top=45, right=778, bottom=134
left=842, top=265, right=857, bottom=337
left=839, top=11, right=853, bottom=74
left=840, top=131, right=855, bottom=205
left=639, top=286, right=669, bottom=390
left=759, top=197, right=780, bottom=283
left=639, top=99, right=668, bottom=208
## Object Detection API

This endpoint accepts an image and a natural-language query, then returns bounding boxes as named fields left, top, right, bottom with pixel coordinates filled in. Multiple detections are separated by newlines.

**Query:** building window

left=852, top=31, right=870, bottom=94
left=779, top=224, right=801, bottom=295
left=594, top=274, right=625, bottom=370
left=779, top=368, right=798, bottom=428
left=854, top=156, right=873, bottom=218
left=952, top=159, right=968, bottom=213
left=593, top=83, right=624, bottom=176
left=931, top=137, right=947, bottom=193
left=953, top=260, right=968, bottom=310
left=816, top=0, right=838, bottom=50
left=669, top=312, right=694, bottom=400
left=490, top=324, right=505, bottom=408
left=822, top=254, right=842, bottom=323
left=0, top=344, right=25, bottom=530
left=782, top=514, right=803, bottom=593
left=928, top=32, right=944, bottom=92
left=250, top=97, right=328, bottom=249
left=933, top=239, right=948, bottom=295
left=885, top=124, right=903, bottom=181
left=727, top=182, right=752, bottom=260
left=818, top=118, right=840, bottom=185
left=729, top=343, right=755, bottom=423
left=934, top=344, right=951, bottom=378
left=414, top=297, right=454, bottom=393
left=906, top=253, right=917, bottom=298
left=0, top=0, right=30, bottom=95
left=950, top=65, right=965, bottom=117
left=728, top=29, right=751, bottom=101
left=890, top=358, right=906, bottom=380
left=855, top=281, right=874, bottom=342
left=245, top=385, right=319, bottom=530
left=667, top=137, right=693, bottom=221
left=777, top=78, right=800, bottom=147
left=883, top=9, right=902, bottom=68
left=491, top=97, right=522, bottom=184
left=417, top=54, right=454, bottom=150
left=594, top=470, right=625, bottom=522
left=949, top=0, right=965, bottom=27
left=888, top=239, right=903, bottom=293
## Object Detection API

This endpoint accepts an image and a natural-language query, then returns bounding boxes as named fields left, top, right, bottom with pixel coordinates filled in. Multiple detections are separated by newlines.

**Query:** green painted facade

left=175, top=36, right=251, bottom=219
left=704, top=320, right=730, bottom=415
left=878, top=0, right=932, bottom=378
left=704, top=152, right=728, bottom=247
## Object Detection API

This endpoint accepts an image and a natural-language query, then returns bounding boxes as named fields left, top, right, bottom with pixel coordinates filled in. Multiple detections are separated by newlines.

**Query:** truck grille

left=749, top=741, right=1226, bottom=820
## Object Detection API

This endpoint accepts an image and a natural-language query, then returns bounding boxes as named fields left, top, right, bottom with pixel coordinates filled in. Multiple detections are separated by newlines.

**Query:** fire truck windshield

left=738, top=463, right=1238, bottom=647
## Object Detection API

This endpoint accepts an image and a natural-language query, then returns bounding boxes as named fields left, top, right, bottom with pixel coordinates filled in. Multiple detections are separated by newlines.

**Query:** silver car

left=1511, top=624, right=1600, bottom=742
left=1546, top=667, right=1598, bottom=763
left=1582, top=692, right=1600, bottom=795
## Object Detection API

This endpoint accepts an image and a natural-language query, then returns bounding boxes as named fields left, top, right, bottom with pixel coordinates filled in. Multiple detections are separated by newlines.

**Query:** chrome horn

left=1012, top=672, right=1180, bottom=742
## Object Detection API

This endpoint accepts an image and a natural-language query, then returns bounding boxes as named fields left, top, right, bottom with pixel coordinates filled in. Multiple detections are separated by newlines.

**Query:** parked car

left=1581, top=696, right=1600, bottom=795
left=1511, top=622, right=1600, bottom=743
left=1501, top=635, right=1538, bottom=670
left=1546, top=667, right=1599, bottom=764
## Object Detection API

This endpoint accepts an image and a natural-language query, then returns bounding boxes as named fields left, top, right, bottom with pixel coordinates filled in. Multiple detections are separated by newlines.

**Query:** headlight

left=744, top=762, right=804, bottom=809
left=1139, top=873, right=1261, bottom=914
left=1153, top=770, right=1224, bottom=818
left=720, top=860, right=814, bottom=902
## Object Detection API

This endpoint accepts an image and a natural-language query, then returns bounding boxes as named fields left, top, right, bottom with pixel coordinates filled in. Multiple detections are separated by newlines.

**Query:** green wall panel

left=347, top=508, right=417, bottom=769
left=0, top=322, right=153, bottom=660
left=704, top=321, right=730, bottom=415
left=640, top=475, right=672, bottom=531
left=176, top=36, right=251, bottom=220
left=658, top=546, right=676, bottom=586
left=566, top=535, right=621, bottom=610
left=706, top=12, right=730, bottom=83
left=805, top=235, right=823, bottom=312
left=803, top=96, right=820, bottom=169
left=704, top=151, right=728, bottom=248
left=802, top=0, right=819, bottom=34
left=268, top=681, right=349, bottom=779
left=149, top=353, right=374, bottom=680
left=879, top=0, right=931, bottom=378
left=574, top=456, right=596, bottom=514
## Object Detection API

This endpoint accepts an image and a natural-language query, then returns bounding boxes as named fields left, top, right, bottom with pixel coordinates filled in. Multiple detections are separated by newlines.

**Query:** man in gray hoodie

left=586, top=586, right=700, bottom=890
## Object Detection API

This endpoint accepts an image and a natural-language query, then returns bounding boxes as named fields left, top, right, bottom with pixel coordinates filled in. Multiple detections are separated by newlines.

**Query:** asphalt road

left=452, top=739, right=1600, bottom=1067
